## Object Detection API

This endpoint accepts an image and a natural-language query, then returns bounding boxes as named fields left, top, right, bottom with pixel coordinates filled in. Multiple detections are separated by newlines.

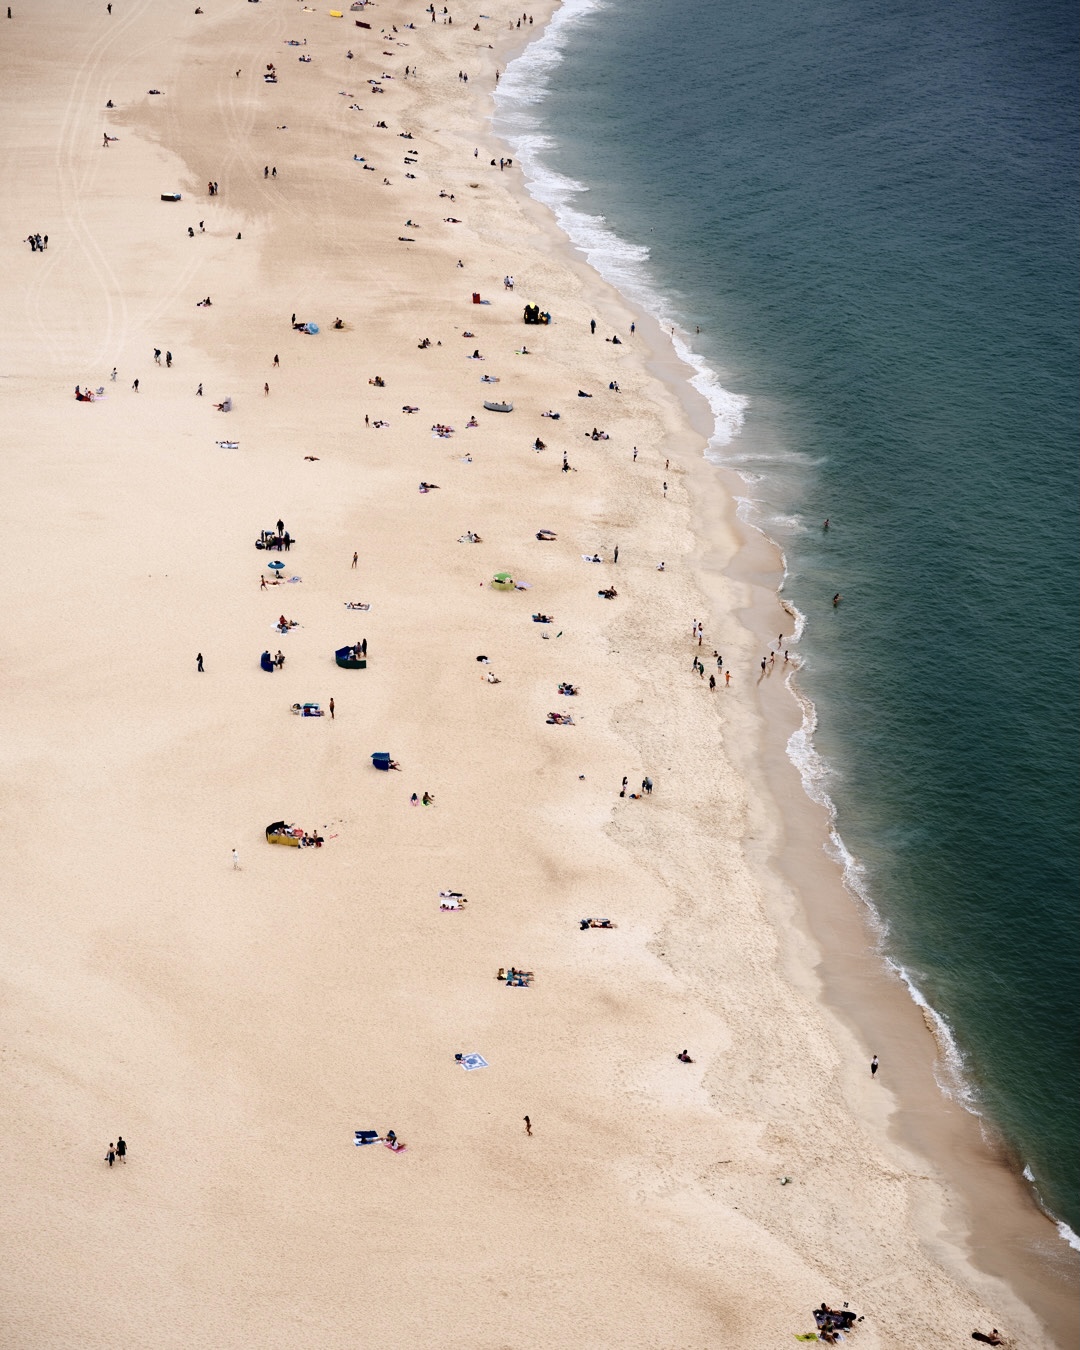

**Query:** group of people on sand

left=267, top=823, right=324, bottom=847
left=495, top=967, right=532, bottom=986
left=812, top=1303, right=861, bottom=1343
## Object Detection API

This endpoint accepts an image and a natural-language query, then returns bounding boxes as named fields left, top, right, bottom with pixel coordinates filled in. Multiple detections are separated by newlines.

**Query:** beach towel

left=460, top=1054, right=488, bottom=1071
left=354, top=1129, right=379, bottom=1146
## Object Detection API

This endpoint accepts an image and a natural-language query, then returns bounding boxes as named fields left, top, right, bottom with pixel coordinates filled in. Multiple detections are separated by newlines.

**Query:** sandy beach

left=1, top=2, right=1076, bottom=1347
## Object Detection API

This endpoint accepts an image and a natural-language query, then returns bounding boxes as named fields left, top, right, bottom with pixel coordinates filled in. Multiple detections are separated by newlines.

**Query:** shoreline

left=1, top=1, right=1075, bottom=1345
left=489, top=15, right=1079, bottom=1336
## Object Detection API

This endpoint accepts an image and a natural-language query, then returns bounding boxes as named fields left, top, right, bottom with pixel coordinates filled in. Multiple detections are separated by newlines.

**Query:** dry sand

left=1, top=2, right=1076, bottom=1347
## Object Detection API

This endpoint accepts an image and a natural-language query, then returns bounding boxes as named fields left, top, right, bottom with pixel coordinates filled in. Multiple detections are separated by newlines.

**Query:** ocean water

left=496, top=0, right=1080, bottom=1239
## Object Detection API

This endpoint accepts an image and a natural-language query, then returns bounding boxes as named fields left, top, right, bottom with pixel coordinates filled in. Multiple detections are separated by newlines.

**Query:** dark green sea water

left=497, top=0, right=1080, bottom=1239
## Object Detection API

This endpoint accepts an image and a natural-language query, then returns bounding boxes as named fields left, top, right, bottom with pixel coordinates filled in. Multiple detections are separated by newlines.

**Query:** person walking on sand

left=264, top=382, right=270, bottom=396
left=273, top=354, right=279, bottom=367
left=871, top=1055, right=879, bottom=1077
left=106, top=1142, right=116, bottom=1167
left=232, top=848, right=240, bottom=870
left=196, top=652, right=204, bottom=672
left=132, top=378, right=139, bottom=392
left=329, top=697, right=335, bottom=720
left=115, top=1135, right=126, bottom=1163
left=613, top=544, right=619, bottom=564
left=620, top=776, right=627, bottom=797
left=725, top=670, right=731, bottom=686
left=663, top=481, right=668, bottom=497
left=351, top=551, right=358, bottom=568
left=196, top=383, right=203, bottom=396
left=110, top=367, right=117, bottom=381
left=523, top=1116, right=532, bottom=1136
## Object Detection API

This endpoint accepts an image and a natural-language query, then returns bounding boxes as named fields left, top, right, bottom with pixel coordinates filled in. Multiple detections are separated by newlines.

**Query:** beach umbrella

left=268, top=560, right=285, bottom=570
left=306, top=322, right=320, bottom=334
left=491, top=571, right=515, bottom=590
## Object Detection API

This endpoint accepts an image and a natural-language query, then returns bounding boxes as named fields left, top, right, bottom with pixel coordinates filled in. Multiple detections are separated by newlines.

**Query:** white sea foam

left=1057, top=1220, right=1080, bottom=1252
left=495, top=0, right=747, bottom=451
left=785, top=673, right=980, bottom=1105
left=1023, top=1170, right=1080, bottom=1250
left=888, top=958, right=977, bottom=1107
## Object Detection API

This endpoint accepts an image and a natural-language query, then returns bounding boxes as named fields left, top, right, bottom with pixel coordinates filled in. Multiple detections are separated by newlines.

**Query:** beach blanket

left=460, top=1054, right=488, bottom=1071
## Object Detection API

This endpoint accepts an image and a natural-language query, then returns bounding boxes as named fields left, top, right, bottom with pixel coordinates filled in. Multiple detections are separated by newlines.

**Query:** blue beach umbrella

left=268, top=560, right=285, bottom=570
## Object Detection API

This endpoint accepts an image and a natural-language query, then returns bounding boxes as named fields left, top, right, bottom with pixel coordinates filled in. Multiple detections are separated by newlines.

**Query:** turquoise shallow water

left=497, top=0, right=1080, bottom=1238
